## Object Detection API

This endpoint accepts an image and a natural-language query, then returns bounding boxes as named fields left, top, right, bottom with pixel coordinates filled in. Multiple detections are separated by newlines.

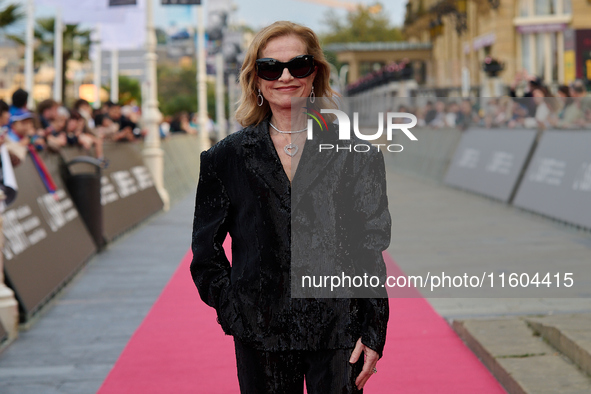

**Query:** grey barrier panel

left=444, top=128, right=538, bottom=202
left=390, top=127, right=463, bottom=182
left=513, top=131, right=591, bottom=230
left=2, top=153, right=96, bottom=318
left=60, top=143, right=164, bottom=242
left=161, top=134, right=201, bottom=205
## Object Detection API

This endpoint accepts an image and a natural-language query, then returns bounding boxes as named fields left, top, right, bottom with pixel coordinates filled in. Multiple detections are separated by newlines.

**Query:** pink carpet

left=98, top=238, right=506, bottom=393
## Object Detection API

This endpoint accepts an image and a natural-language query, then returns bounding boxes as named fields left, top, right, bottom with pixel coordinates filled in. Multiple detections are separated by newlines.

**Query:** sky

left=5, top=0, right=407, bottom=36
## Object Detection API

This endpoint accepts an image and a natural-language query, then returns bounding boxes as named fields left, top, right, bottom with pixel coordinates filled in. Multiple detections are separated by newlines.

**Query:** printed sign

left=2, top=153, right=96, bottom=318
left=513, top=131, right=591, bottom=230
left=444, top=128, right=537, bottom=202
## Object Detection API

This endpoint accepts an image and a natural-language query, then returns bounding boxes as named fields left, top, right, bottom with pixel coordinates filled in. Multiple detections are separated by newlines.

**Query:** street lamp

left=143, top=0, right=169, bottom=211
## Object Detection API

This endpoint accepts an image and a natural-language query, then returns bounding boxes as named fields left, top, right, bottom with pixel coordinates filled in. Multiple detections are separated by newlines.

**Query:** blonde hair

left=235, top=21, right=339, bottom=127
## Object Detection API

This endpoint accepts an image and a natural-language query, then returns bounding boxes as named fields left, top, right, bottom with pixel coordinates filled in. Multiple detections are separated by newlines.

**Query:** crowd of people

left=0, top=89, right=151, bottom=166
left=391, top=78, right=591, bottom=132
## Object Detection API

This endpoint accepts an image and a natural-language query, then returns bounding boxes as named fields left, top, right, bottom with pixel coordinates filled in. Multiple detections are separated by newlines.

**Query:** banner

left=513, top=131, right=591, bottom=230
left=59, top=143, right=163, bottom=241
left=444, top=128, right=537, bottom=202
left=162, top=0, right=201, bottom=4
left=36, top=0, right=127, bottom=24
left=109, top=0, right=137, bottom=5
left=2, top=153, right=96, bottom=319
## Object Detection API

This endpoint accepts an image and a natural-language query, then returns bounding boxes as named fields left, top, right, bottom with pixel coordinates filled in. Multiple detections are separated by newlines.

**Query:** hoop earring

left=309, top=86, right=315, bottom=104
left=257, top=89, right=264, bottom=107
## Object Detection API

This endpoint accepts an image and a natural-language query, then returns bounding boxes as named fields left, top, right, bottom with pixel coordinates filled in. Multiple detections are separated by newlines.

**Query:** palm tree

left=0, top=0, right=24, bottom=42
left=35, top=17, right=91, bottom=104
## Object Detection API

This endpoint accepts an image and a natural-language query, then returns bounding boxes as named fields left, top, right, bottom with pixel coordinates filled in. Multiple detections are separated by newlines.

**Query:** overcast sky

left=6, top=0, right=406, bottom=36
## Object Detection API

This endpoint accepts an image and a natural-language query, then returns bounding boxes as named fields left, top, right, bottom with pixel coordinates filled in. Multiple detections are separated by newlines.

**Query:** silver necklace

left=269, top=122, right=307, bottom=134
left=269, top=121, right=306, bottom=157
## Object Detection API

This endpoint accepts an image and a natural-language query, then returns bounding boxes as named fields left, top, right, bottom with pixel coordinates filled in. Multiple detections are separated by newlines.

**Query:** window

left=521, top=0, right=572, bottom=16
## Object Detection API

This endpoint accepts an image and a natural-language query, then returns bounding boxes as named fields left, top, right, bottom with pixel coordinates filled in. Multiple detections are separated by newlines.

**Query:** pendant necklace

left=269, top=121, right=306, bottom=157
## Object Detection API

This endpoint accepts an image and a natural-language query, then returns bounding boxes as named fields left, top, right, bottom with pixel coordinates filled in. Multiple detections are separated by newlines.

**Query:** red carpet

left=98, top=238, right=506, bottom=393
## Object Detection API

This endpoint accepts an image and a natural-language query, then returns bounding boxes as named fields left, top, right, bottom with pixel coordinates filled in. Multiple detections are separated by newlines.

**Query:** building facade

left=403, top=0, right=591, bottom=92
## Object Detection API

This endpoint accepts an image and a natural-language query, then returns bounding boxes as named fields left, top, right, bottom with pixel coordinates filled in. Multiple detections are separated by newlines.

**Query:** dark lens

left=257, top=60, right=282, bottom=81
left=289, top=57, right=313, bottom=78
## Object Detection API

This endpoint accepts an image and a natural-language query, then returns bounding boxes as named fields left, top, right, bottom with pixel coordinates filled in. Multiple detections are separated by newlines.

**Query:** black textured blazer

left=190, top=117, right=391, bottom=357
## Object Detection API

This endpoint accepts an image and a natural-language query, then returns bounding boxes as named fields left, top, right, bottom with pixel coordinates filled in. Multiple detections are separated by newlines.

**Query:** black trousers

left=234, top=338, right=364, bottom=394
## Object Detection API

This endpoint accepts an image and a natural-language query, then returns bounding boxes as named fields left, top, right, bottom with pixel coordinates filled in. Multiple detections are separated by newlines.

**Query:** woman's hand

left=349, top=337, right=379, bottom=390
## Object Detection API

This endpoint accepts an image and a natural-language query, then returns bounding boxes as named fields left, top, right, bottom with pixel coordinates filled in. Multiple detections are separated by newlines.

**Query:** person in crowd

left=93, top=113, right=119, bottom=141
left=37, top=99, right=60, bottom=132
left=428, top=100, right=447, bottom=128
left=73, top=99, right=95, bottom=129
left=190, top=21, right=390, bottom=393
left=106, top=101, right=136, bottom=142
left=169, top=111, right=197, bottom=134
left=0, top=99, right=9, bottom=133
left=10, top=88, right=29, bottom=114
left=423, top=101, right=436, bottom=125
left=509, top=70, right=542, bottom=117
left=64, top=110, right=104, bottom=158
left=456, top=99, right=476, bottom=131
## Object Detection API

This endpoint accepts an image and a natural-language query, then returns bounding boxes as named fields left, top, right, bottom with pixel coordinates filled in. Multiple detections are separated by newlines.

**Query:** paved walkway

left=1, top=157, right=590, bottom=393
left=0, top=193, right=196, bottom=394
left=383, top=154, right=591, bottom=319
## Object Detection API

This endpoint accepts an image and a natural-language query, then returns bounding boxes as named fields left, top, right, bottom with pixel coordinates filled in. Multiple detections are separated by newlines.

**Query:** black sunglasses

left=256, top=55, right=315, bottom=81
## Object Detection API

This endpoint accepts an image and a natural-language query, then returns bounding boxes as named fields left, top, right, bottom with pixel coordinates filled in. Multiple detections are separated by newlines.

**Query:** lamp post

left=25, top=0, right=34, bottom=108
left=54, top=7, right=63, bottom=103
left=142, top=0, right=169, bottom=211
left=196, top=4, right=210, bottom=151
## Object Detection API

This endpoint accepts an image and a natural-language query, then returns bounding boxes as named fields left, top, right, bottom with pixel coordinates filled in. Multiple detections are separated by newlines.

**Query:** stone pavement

left=0, top=193, right=196, bottom=394
left=383, top=153, right=591, bottom=318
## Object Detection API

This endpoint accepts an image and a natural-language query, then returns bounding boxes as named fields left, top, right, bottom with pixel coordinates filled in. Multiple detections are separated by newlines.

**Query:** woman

left=190, top=21, right=390, bottom=393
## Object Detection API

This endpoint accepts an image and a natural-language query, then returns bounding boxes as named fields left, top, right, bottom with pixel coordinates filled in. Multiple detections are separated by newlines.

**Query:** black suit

left=190, top=117, right=390, bottom=383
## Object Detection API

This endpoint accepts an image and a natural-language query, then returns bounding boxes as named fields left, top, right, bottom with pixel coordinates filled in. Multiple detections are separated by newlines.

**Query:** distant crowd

left=394, top=77, right=591, bottom=132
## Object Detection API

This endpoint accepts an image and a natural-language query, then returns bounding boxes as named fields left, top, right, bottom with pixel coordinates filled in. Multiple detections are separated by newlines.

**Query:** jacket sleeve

left=190, top=149, right=233, bottom=334
left=351, top=149, right=391, bottom=359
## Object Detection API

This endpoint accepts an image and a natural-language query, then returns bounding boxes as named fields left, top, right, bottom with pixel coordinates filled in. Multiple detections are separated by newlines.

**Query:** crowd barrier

left=385, top=126, right=591, bottom=231
left=160, top=134, right=201, bottom=205
left=1, top=139, right=181, bottom=321
left=444, top=128, right=538, bottom=202
left=59, top=144, right=163, bottom=243
left=2, top=151, right=97, bottom=319
left=388, top=127, right=463, bottom=182
left=513, top=131, right=591, bottom=229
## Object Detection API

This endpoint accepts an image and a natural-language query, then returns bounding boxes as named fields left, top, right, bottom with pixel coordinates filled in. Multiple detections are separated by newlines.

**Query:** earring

left=257, top=89, right=264, bottom=107
left=309, top=86, right=315, bottom=104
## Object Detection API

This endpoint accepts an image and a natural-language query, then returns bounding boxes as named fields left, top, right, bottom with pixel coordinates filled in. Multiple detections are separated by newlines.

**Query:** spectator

left=456, top=99, right=476, bottom=131
left=64, top=110, right=104, bottom=158
left=428, top=100, right=447, bottom=128
left=0, top=99, right=9, bottom=132
left=37, top=99, right=60, bottom=132
left=93, top=113, right=119, bottom=140
left=509, top=71, right=542, bottom=117
left=106, top=101, right=136, bottom=142
left=169, top=111, right=197, bottom=134
left=424, top=101, right=436, bottom=125
left=73, top=99, right=95, bottom=129
left=10, top=88, right=28, bottom=114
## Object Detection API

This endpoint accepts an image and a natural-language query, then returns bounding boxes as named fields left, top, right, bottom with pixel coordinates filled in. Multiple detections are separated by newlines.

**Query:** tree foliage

left=0, top=0, right=23, bottom=43
left=157, top=63, right=218, bottom=119
left=321, top=2, right=403, bottom=44
left=35, top=17, right=91, bottom=104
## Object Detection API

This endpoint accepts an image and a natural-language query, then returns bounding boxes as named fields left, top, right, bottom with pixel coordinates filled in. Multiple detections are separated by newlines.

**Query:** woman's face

left=256, top=34, right=317, bottom=111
